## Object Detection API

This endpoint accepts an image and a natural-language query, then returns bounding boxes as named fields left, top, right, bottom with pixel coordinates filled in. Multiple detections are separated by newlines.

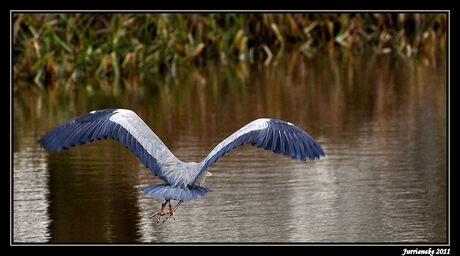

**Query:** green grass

left=13, top=13, right=447, bottom=92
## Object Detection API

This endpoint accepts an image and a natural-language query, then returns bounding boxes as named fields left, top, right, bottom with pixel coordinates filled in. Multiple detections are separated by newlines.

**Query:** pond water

left=13, top=51, right=447, bottom=243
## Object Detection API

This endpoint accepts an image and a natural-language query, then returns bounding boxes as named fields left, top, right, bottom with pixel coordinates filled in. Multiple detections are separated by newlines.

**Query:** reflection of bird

left=39, top=109, right=325, bottom=222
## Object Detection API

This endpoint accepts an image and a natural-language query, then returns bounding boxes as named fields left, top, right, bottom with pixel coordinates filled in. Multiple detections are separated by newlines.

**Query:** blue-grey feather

left=307, top=139, right=319, bottom=159
left=291, top=133, right=304, bottom=161
left=289, top=133, right=301, bottom=160
left=141, top=184, right=212, bottom=201
left=261, top=128, right=271, bottom=149
left=312, top=139, right=325, bottom=157
left=293, top=133, right=307, bottom=161
left=270, top=130, right=278, bottom=152
left=251, top=130, right=262, bottom=147
left=284, top=132, right=295, bottom=158
left=299, top=134, right=309, bottom=160
left=301, top=136, right=314, bottom=160
left=278, top=130, right=285, bottom=154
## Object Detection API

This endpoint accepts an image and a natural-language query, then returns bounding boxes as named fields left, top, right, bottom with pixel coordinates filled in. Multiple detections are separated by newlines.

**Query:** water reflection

left=13, top=51, right=446, bottom=243
left=13, top=138, right=50, bottom=242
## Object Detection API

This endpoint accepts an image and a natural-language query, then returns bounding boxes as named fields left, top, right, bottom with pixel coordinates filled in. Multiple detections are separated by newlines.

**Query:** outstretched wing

left=39, top=109, right=183, bottom=185
left=196, top=118, right=325, bottom=181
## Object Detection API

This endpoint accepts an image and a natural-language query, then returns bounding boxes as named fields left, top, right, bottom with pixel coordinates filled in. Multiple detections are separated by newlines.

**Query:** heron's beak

left=206, top=171, right=213, bottom=177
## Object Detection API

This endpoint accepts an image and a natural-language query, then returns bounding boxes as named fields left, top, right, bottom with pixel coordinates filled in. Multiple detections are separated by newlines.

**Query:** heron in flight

left=39, top=109, right=325, bottom=222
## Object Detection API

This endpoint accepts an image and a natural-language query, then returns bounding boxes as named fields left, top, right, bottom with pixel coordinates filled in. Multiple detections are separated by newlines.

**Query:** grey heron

left=39, top=109, right=325, bottom=222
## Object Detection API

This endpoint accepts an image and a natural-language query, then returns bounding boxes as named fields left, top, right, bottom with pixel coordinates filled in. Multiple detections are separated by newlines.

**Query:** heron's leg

left=150, top=200, right=169, bottom=222
left=163, top=200, right=183, bottom=223
left=173, top=200, right=183, bottom=211
left=166, top=201, right=176, bottom=221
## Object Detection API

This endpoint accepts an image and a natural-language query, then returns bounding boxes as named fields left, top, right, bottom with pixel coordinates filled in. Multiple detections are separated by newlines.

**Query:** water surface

left=13, top=52, right=447, bottom=243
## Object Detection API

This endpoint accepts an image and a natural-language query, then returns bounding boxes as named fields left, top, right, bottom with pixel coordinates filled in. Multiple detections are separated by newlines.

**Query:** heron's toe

left=149, top=210, right=165, bottom=219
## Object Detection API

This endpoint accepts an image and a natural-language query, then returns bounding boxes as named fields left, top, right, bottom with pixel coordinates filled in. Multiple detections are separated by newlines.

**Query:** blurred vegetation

left=13, top=13, right=447, bottom=93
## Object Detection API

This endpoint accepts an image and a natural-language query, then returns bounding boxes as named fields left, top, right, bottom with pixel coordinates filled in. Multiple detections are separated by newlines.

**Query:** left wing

left=38, top=109, right=186, bottom=187
left=195, top=118, right=325, bottom=182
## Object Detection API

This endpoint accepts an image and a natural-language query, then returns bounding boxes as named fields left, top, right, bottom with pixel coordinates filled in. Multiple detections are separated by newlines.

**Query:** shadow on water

left=13, top=50, right=447, bottom=243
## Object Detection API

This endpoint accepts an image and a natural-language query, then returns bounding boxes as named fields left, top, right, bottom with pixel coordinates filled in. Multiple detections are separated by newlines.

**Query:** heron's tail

left=140, top=184, right=212, bottom=202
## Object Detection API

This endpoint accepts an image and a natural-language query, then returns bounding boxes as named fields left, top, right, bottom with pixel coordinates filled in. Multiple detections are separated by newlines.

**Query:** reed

left=13, top=13, right=447, bottom=92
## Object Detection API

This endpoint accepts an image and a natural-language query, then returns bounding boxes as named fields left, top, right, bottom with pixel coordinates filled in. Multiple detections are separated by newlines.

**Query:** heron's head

left=206, top=171, right=213, bottom=177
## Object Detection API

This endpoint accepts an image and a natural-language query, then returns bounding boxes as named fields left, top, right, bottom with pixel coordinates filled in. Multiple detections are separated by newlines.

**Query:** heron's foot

left=162, top=209, right=176, bottom=223
left=149, top=209, right=165, bottom=218
left=157, top=200, right=183, bottom=223
left=149, top=209, right=166, bottom=223
left=150, top=200, right=169, bottom=223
